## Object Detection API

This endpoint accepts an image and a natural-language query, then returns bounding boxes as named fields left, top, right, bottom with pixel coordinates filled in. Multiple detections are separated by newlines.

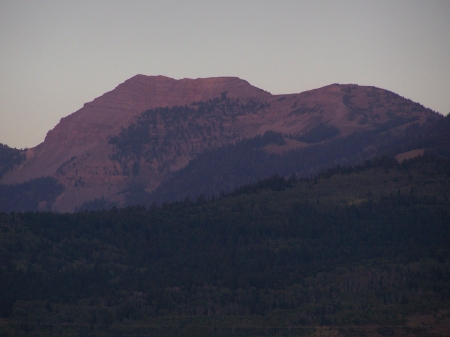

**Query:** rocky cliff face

left=45, top=75, right=270, bottom=146
left=0, top=76, right=440, bottom=211
left=5, top=76, right=269, bottom=182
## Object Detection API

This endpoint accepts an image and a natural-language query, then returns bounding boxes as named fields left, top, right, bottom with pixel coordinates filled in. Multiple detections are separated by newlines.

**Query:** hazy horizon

left=1, top=0, right=449, bottom=149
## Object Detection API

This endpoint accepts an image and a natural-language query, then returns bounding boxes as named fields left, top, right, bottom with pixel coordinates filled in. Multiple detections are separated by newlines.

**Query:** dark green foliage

left=146, top=125, right=425, bottom=205
left=288, top=104, right=322, bottom=116
left=342, top=85, right=437, bottom=124
left=0, top=144, right=25, bottom=178
left=76, top=196, right=118, bottom=212
left=144, top=112, right=449, bottom=207
left=259, top=130, right=286, bottom=145
left=108, top=96, right=270, bottom=175
left=107, top=93, right=446, bottom=209
left=372, top=116, right=419, bottom=133
left=378, top=113, right=450, bottom=159
left=295, top=123, right=340, bottom=143
left=231, top=174, right=297, bottom=196
left=0, top=177, right=64, bottom=212
left=148, top=132, right=289, bottom=203
left=0, top=146, right=64, bottom=213
left=419, top=114, right=450, bottom=158
left=1, top=156, right=450, bottom=335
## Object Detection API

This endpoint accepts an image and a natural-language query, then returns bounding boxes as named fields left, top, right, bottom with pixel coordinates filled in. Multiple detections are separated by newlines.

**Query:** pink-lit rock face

left=3, top=76, right=269, bottom=183
left=1, top=76, right=439, bottom=211
left=45, top=75, right=270, bottom=146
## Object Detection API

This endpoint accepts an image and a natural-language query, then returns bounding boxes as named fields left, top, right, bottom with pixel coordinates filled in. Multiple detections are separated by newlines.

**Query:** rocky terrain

left=0, top=75, right=441, bottom=211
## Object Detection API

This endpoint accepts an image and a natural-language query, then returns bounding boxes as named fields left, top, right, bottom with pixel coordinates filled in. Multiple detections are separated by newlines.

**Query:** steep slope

left=0, top=76, right=441, bottom=212
left=3, top=75, right=269, bottom=183
left=1, top=76, right=270, bottom=211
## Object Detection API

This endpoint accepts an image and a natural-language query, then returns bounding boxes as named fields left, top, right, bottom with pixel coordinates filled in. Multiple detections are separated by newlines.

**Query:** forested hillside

left=127, top=114, right=450, bottom=206
left=0, top=146, right=64, bottom=213
left=109, top=96, right=270, bottom=176
left=0, top=144, right=25, bottom=179
left=1, top=155, right=450, bottom=336
left=0, top=177, right=64, bottom=212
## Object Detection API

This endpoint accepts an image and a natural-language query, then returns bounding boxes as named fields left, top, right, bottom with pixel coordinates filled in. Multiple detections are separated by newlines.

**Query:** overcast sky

left=1, top=0, right=449, bottom=149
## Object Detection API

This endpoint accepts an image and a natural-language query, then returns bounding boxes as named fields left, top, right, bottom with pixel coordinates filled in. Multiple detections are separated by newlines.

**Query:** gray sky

left=1, top=0, right=449, bottom=149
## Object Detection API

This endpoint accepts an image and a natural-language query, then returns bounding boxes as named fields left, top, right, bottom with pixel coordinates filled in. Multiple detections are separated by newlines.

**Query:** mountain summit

left=0, top=75, right=441, bottom=211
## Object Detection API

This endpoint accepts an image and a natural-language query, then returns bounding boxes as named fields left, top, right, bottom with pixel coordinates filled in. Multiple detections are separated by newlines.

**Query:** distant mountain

left=0, top=75, right=444, bottom=212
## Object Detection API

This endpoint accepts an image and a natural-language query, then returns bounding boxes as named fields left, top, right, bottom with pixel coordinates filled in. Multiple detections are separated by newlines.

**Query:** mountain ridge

left=0, top=75, right=442, bottom=211
left=2, top=75, right=269, bottom=185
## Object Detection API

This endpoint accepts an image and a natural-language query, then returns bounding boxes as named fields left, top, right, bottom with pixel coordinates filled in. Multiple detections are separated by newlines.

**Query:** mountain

left=0, top=75, right=443, bottom=212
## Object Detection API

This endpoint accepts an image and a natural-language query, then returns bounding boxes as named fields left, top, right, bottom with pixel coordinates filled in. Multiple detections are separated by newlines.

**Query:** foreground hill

left=1, top=155, right=449, bottom=336
left=0, top=75, right=442, bottom=211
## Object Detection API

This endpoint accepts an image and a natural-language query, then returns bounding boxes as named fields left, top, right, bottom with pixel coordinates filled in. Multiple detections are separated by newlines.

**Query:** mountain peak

left=0, top=76, right=440, bottom=212
left=116, top=74, right=270, bottom=99
left=1, top=75, right=271, bottom=187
